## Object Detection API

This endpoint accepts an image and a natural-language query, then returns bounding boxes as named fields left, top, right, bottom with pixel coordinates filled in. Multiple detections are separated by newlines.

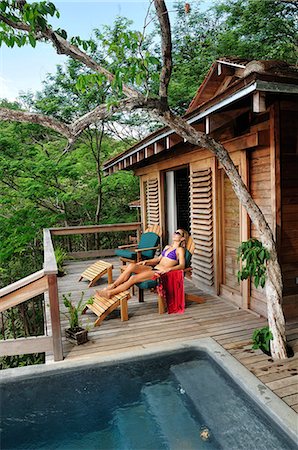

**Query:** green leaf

left=28, top=34, right=36, bottom=48
left=0, top=1, right=6, bottom=12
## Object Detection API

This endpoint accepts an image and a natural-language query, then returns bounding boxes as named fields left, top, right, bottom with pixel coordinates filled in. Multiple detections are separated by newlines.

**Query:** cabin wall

left=280, top=101, right=298, bottom=319
left=137, top=97, right=297, bottom=319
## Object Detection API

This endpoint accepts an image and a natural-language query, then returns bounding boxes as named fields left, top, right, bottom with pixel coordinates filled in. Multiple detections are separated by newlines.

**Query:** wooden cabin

left=103, top=59, right=298, bottom=321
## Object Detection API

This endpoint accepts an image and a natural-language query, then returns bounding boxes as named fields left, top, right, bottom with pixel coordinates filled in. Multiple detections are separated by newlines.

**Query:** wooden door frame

left=161, top=164, right=190, bottom=246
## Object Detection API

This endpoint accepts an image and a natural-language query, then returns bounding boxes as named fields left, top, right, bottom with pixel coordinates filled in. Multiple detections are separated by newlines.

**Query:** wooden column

left=240, top=150, right=250, bottom=309
left=47, top=274, right=63, bottom=361
left=158, top=171, right=165, bottom=248
left=211, top=157, right=220, bottom=295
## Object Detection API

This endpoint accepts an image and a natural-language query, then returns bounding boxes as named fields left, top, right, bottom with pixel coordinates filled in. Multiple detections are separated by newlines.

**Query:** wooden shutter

left=190, top=168, right=214, bottom=286
left=144, top=177, right=160, bottom=227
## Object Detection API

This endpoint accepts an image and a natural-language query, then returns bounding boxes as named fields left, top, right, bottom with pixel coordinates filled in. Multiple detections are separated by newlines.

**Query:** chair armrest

left=134, top=246, right=159, bottom=252
left=118, top=244, right=138, bottom=249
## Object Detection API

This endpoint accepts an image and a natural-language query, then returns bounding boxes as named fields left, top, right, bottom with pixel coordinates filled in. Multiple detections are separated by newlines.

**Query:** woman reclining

left=97, top=229, right=189, bottom=299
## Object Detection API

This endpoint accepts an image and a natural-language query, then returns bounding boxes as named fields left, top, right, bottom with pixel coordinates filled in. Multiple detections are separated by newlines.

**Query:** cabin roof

left=103, top=59, right=298, bottom=174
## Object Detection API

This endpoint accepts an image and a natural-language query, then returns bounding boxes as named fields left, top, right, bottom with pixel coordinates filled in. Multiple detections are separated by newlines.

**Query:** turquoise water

left=1, top=351, right=296, bottom=449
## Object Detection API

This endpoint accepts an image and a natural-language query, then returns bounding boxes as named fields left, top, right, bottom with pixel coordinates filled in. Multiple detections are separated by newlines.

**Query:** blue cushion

left=115, top=231, right=160, bottom=261
left=136, top=279, right=157, bottom=290
left=185, top=249, right=192, bottom=268
left=138, top=232, right=160, bottom=259
left=114, top=249, right=137, bottom=260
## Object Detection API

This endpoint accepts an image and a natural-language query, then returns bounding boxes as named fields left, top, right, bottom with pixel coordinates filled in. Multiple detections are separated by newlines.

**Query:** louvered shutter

left=190, top=168, right=214, bottom=286
left=144, top=177, right=160, bottom=227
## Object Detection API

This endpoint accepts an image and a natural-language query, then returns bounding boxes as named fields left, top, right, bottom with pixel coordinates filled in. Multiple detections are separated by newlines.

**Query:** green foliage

left=0, top=101, right=139, bottom=281
left=0, top=1, right=60, bottom=49
left=237, top=239, right=270, bottom=289
left=169, top=0, right=297, bottom=111
left=62, top=292, right=93, bottom=330
left=54, top=247, right=68, bottom=275
left=252, top=326, right=273, bottom=353
left=0, top=353, right=45, bottom=370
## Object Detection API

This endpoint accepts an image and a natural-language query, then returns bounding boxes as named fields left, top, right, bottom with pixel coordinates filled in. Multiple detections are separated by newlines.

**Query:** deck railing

left=0, top=222, right=142, bottom=363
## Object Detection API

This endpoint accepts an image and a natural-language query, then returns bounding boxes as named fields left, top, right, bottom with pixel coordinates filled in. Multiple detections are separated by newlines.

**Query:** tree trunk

left=266, top=259, right=287, bottom=359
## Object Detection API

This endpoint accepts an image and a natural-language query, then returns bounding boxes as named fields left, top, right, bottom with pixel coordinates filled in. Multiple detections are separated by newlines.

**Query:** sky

left=1, top=1, right=214, bottom=102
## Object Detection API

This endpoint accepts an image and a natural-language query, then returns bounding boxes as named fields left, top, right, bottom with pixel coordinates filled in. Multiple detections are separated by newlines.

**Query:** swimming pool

left=1, top=339, right=297, bottom=449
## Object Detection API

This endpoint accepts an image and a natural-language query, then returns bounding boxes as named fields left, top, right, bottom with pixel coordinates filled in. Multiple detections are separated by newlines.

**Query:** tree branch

left=0, top=108, right=72, bottom=139
left=154, top=0, right=172, bottom=110
left=0, top=97, right=159, bottom=149
left=0, top=10, right=139, bottom=99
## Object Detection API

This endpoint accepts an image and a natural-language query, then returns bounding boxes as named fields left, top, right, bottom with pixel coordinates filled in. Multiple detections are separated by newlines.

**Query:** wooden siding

left=222, top=171, right=241, bottom=295
left=190, top=166, right=214, bottom=288
left=280, top=104, right=298, bottom=318
left=53, top=258, right=298, bottom=414
left=249, top=142, right=272, bottom=317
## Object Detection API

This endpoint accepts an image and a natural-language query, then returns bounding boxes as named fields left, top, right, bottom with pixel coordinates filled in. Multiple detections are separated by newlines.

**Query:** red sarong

left=156, top=270, right=185, bottom=314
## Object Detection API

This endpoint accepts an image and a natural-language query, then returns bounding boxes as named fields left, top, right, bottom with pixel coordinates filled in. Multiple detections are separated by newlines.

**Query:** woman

left=97, top=229, right=189, bottom=299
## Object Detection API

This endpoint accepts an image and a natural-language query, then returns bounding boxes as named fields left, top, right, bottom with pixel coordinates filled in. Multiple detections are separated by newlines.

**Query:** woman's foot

left=97, top=289, right=112, bottom=299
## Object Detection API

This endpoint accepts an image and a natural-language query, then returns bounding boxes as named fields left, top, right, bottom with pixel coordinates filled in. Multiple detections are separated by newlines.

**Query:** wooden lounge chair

left=82, top=290, right=131, bottom=327
left=136, top=236, right=205, bottom=312
left=115, top=225, right=161, bottom=265
left=79, top=260, right=113, bottom=287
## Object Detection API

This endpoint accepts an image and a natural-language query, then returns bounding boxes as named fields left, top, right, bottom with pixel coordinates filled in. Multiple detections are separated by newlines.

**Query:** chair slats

left=83, top=290, right=131, bottom=326
left=79, top=261, right=113, bottom=287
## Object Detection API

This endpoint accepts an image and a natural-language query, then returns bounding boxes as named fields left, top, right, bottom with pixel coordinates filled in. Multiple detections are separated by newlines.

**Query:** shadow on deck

left=55, top=257, right=298, bottom=413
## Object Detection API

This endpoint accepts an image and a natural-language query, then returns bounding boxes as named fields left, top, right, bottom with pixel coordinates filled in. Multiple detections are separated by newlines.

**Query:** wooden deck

left=55, top=257, right=298, bottom=413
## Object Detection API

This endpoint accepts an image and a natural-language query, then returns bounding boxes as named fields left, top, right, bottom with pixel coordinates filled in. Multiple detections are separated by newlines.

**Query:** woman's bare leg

left=107, top=263, right=151, bottom=289
left=98, top=270, right=153, bottom=299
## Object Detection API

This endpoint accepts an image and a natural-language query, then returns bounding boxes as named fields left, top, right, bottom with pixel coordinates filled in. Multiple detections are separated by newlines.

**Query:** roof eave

left=103, top=74, right=298, bottom=173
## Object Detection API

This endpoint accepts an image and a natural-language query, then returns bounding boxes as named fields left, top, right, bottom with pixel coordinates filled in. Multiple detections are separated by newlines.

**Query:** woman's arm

left=137, top=255, right=162, bottom=266
left=137, top=245, right=168, bottom=266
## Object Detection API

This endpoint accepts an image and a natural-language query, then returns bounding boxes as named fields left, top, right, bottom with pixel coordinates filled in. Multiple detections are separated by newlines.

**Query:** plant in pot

left=63, top=292, right=93, bottom=345
left=55, top=247, right=68, bottom=277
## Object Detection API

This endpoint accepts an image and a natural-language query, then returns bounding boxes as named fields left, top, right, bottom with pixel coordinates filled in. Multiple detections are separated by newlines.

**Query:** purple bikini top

left=161, top=247, right=178, bottom=261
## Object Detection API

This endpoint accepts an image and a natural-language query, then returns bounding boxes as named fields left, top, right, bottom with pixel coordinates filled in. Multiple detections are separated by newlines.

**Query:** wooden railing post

left=47, top=274, right=63, bottom=361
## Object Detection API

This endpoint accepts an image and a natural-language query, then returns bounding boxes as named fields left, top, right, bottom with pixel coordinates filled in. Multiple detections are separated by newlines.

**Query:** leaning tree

left=0, top=0, right=289, bottom=358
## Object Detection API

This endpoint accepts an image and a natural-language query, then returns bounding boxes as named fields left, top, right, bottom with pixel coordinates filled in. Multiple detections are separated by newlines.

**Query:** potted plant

left=63, top=292, right=93, bottom=345
left=55, top=247, right=68, bottom=277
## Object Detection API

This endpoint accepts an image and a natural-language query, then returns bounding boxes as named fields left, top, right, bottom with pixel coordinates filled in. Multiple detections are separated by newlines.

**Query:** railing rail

left=0, top=222, right=143, bottom=364
left=0, top=269, right=53, bottom=358
left=49, top=222, right=142, bottom=236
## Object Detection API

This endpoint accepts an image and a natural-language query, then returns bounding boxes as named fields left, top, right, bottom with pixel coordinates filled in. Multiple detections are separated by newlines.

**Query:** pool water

left=1, top=351, right=296, bottom=449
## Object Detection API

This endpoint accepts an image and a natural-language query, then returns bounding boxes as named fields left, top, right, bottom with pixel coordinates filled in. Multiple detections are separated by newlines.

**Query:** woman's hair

left=178, top=229, right=189, bottom=249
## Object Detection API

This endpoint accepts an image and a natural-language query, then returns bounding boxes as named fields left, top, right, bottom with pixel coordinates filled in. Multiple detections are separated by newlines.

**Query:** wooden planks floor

left=54, top=257, right=298, bottom=413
